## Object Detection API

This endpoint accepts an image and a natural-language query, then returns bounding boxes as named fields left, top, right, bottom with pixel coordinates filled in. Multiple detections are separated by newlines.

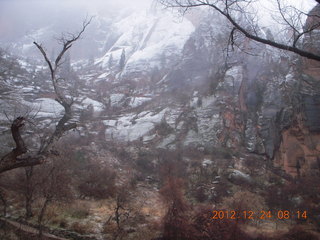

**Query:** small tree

left=104, top=180, right=137, bottom=240
left=119, top=49, right=126, bottom=70
left=108, top=53, right=113, bottom=69
left=160, top=177, right=190, bottom=240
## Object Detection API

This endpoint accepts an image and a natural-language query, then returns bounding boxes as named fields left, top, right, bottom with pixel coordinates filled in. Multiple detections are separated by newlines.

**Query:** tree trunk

left=38, top=198, right=50, bottom=240
left=0, top=188, right=7, bottom=216
left=25, top=196, right=33, bottom=219
left=115, top=205, right=120, bottom=230
left=25, top=167, right=34, bottom=219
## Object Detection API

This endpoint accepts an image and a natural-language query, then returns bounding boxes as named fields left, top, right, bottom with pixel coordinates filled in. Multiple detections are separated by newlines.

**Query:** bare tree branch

left=33, top=17, right=93, bottom=104
left=293, top=21, right=320, bottom=47
left=158, top=0, right=320, bottom=61
left=0, top=117, right=44, bottom=173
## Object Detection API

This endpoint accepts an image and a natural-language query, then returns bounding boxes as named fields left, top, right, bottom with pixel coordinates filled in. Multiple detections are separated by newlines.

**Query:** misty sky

left=0, top=0, right=155, bottom=41
left=0, top=0, right=316, bottom=35
left=0, top=0, right=317, bottom=47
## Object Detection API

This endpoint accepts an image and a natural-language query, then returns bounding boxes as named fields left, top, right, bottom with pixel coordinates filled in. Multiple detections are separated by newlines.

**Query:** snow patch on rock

left=104, top=109, right=167, bottom=142
left=110, top=94, right=126, bottom=107
left=32, top=98, right=64, bottom=118
left=129, top=97, right=152, bottom=108
left=157, top=134, right=176, bottom=149
left=81, top=97, right=104, bottom=112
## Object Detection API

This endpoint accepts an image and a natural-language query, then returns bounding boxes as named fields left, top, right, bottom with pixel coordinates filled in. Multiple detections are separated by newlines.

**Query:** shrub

left=191, top=206, right=252, bottom=240
left=68, top=201, right=91, bottom=219
left=70, top=221, right=95, bottom=235
left=278, top=225, right=319, bottom=240
left=78, top=165, right=116, bottom=199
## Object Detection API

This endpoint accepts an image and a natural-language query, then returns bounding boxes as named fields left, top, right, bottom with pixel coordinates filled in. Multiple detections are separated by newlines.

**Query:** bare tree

left=104, top=181, right=137, bottom=240
left=158, top=0, right=320, bottom=61
left=0, top=18, right=91, bottom=174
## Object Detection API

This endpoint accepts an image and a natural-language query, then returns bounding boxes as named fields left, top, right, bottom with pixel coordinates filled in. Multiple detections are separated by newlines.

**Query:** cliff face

left=273, top=5, right=320, bottom=177
left=94, top=10, right=293, bottom=160
left=303, top=4, right=320, bottom=77
left=65, top=8, right=320, bottom=177
left=98, top=8, right=320, bottom=177
left=274, top=91, right=320, bottom=177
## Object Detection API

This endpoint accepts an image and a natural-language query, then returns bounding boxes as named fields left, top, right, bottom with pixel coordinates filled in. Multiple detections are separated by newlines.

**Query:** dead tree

left=0, top=18, right=91, bottom=174
left=158, top=0, right=320, bottom=61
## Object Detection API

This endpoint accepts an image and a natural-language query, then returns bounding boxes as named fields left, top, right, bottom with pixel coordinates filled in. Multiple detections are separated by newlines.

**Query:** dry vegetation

left=0, top=141, right=320, bottom=240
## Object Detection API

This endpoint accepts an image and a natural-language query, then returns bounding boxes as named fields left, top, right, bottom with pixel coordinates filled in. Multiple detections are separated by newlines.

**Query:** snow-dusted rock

left=110, top=94, right=126, bottom=107
left=81, top=97, right=104, bottom=112
left=129, top=97, right=152, bottom=108
left=97, top=9, right=194, bottom=83
left=228, top=169, right=252, bottom=185
left=202, top=158, right=213, bottom=167
left=104, top=109, right=167, bottom=142
left=157, top=134, right=176, bottom=149
left=32, top=98, right=64, bottom=118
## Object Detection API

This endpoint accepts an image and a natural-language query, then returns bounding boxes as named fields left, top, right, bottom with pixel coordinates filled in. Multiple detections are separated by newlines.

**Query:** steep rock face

left=274, top=72, right=320, bottom=177
left=275, top=122, right=320, bottom=176
left=98, top=11, right=237, bottom=149
left=99, top=5, right=320, bottom=178
left=303, top=4, right=320, bottom=78
left=304, top=95, right=320, bottom=132
left=274, top=5, right=320, bottom=176
left=243, top=62, right=292, bottom=158
left=99, top=14, right=284, bottom=156
left=96, top=9, right=195, bottom=88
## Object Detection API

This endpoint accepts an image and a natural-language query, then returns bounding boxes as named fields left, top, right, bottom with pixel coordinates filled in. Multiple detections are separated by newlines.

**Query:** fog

left=0, top=0, right=317, bottom=59
left=0, top=0, right=316, bottom=41
left=0, top=0, right=156, bottom=59
left=0, top=0, right=155, bottom=41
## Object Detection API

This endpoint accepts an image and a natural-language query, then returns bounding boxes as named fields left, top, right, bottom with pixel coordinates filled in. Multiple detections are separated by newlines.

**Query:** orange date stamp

left=211, top=210, right=308, bottom=220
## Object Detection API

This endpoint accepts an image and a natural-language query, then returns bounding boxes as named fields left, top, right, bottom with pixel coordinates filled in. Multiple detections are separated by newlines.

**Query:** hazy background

left=0, top=0, right=317, bottom=60
left=0, top=0, right=156, bottom=60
